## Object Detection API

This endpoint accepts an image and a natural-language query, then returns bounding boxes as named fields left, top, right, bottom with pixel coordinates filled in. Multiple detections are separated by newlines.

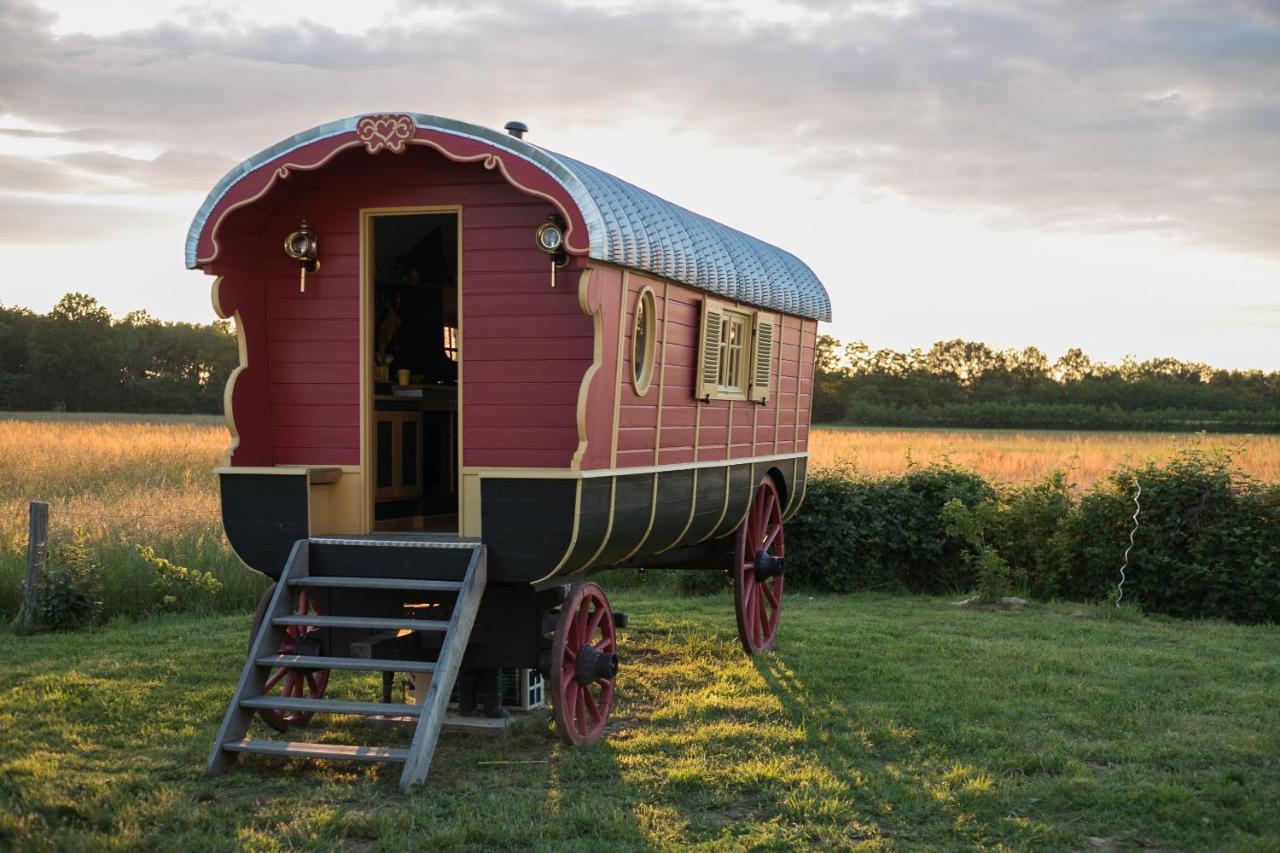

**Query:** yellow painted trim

left=460, top=451, right=807, bottom=480
left=609, top=270, right=629, bottom=468
left=653, top=281, right=670, bottom=465
left=580, top=477, right=618, bottom=571
left=461, top=473, right=483, bottom=537
left=570, top=268, right=601, bottom=471
left=695, top=462, right=734, bottom=545
left=773, top=314, right=783, bottom=454
left=655, top=468, right=698, bottom=555
left=726, top=467, right=755, bottom=536
left=211, top=276, right=246, bottom=469
left=360, top=204, right=463, bottom=535
left=618, top=473, right=660, bottom=564
left=630, top=284, right=657, bottom=397
left=793, top=317, right=803, bottom=451
left=536, top=478, right=584, bottom=582
left=693, top=381, right=703, bottom=461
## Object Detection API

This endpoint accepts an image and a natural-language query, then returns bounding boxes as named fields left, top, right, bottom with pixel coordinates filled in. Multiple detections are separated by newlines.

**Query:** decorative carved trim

left=356, top=114, right=414, bottom=154
left=197, top=132, right=586, bottom=267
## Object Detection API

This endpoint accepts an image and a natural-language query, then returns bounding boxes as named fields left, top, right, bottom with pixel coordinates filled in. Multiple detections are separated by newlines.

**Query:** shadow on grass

left=754, top=650, right=1058, bottom=849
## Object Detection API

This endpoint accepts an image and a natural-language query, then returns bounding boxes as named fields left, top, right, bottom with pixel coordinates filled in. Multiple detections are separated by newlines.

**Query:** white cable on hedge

left=1117, top=480, right=1141, bottom=607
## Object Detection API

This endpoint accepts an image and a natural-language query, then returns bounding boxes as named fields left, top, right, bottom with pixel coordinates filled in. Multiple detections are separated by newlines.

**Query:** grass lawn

left=1, top=591, right=1277, bottom=851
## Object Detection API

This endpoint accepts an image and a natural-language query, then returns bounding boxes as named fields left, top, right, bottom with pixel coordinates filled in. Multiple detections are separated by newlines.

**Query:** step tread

left=289, top=576, right=463, bottom=592
left=223, top=738, right=407, bottom=763
left=256, top=655, right=437, bottom=673
left=272, top=615, right=449, bottom=632
left=240, top=696, right=422, bottom=717
left=309, top=536, right=480, bottom=550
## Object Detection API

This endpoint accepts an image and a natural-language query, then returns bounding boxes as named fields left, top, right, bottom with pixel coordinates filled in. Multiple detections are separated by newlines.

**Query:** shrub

left=136, top=545, right=224, bottom=612
left=789, top=449, right=1280, bottom=623
left=1053, top=448, right=1280, bottom=623
left=37, top=536, right=104, bottom=630
left=786, top=461, right=994, bottom=594
left=940, top=499, right=1021, bottom=603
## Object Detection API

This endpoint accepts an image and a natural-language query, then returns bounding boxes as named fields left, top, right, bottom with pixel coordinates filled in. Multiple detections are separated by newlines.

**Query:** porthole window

left=632, top=288, right=656, bottom=395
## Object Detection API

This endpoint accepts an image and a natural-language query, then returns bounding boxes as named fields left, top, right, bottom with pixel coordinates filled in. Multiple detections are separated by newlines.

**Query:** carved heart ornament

left=357, top=114, right=415, bottom=154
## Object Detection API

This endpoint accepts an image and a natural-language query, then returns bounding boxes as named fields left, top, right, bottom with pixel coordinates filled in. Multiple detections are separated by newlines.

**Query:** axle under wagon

left=189, top=112, right=831, bottom=790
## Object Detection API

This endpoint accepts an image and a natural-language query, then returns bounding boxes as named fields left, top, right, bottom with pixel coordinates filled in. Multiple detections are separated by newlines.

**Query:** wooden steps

left=272, top=614, right=450, bottom=632
left=255, top=654, right=438, bottom=672
left=223, top=739, right=408, bottom=763
left=239, top=696, right=422, bottom=717
left=289, top=576, right=462, bottom=592
left=206, top=537, right=488, bottom=792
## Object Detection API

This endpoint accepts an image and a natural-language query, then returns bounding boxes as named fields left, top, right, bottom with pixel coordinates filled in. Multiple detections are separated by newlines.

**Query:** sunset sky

left=1, top=0, right=1276, bottom=368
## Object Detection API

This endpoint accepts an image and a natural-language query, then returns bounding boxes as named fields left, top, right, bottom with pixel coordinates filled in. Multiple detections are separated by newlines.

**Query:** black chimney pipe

left=504, top=121, right=528, bottom=139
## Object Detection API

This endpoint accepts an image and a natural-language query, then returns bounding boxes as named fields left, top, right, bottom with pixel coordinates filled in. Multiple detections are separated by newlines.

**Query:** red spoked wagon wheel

left=733, top=475, right=785, bottom=655
left=248, top=582, right=330, bottom=732
left=550, top=582, right=618, bottom=746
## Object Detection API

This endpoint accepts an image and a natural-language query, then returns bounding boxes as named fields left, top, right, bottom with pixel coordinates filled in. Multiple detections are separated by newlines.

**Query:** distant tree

left=0, top=293, right=236, bottom=414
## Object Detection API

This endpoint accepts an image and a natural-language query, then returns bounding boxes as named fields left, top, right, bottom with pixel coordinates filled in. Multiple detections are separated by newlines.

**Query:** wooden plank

left=16, top=501, right=47, bottom=636
left=223, top=739, right=408, bottom=763
left=239, top=697, right=422, bottom=717
left=399, top=545, right=487, bottom=792
left=256, top=655, right=438, bottom=673
left=272, top=615, right=449, bottom=632
left=289, top=576, right=462, bottom=592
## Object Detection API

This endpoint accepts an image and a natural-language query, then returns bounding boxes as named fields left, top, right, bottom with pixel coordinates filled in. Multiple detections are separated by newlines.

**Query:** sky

left=0, top=0, right=1277, bottom=369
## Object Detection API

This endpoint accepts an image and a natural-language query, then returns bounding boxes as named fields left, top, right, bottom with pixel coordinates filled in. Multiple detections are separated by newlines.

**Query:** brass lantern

left=284, top=220, right=320, bottom=292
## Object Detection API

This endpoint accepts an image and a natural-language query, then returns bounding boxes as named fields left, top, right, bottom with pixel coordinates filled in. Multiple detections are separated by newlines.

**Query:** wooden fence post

left=16, top=501, right=48, bottom=635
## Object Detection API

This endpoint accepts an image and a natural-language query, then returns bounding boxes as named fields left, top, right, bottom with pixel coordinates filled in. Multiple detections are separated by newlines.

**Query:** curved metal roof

left=186, top=113, right=831, bottom=321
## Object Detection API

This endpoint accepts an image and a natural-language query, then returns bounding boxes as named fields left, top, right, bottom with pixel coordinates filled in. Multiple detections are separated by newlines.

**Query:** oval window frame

left=631, top=286, right=657, bottom=396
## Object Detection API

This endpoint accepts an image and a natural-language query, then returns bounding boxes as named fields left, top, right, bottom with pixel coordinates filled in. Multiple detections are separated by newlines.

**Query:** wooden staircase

left=206, top=536, right=487, bottom=792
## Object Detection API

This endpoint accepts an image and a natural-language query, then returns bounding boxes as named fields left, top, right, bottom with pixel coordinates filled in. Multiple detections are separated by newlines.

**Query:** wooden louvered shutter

left=697, top=299, right=724, bottom=400
left=749, top=311, right=775, bottom=402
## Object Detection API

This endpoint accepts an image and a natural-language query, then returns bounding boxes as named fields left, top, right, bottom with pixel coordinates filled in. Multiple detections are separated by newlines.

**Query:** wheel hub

left=574, top=643, right=618, bottom=686
left=753, top=549, right=784, bottom=581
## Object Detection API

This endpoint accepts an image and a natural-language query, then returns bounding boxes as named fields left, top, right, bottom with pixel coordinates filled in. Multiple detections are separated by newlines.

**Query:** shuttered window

left=697, top=298, right=775, bottom=403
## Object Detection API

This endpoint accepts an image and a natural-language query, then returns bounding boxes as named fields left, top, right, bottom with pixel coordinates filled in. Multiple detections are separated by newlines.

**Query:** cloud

left=0, top=0, right=1275, bottom=257
left=0, top=194, right=174, bottom=242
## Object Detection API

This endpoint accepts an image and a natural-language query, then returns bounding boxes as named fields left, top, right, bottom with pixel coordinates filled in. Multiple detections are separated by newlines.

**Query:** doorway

left=365, top=210, right=460, bottom=533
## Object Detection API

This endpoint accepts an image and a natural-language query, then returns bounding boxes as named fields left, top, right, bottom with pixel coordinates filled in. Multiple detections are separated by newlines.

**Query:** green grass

left=2, top=591, right=1277, bottom=851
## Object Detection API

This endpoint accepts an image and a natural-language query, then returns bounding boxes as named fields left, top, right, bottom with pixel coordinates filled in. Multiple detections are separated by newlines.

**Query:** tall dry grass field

left=3, top=415, right=1277, bottom=620
left=0, top=414, right=264, bottom=618
left=809, top=425, right=1280, bottom=486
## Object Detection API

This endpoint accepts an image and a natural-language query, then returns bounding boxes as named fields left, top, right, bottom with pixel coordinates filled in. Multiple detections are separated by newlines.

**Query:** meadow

left=2, top=414, right=1279, bottom=619
left=1, top=414, right=1278, bottom=849
left=808, top=425, right=1280, bottom=487
left=1, top=593, right=1277, bottom=850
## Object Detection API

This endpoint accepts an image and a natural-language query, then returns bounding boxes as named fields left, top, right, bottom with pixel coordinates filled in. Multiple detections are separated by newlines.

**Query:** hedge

left=786, top=449, right=1280, bottom=624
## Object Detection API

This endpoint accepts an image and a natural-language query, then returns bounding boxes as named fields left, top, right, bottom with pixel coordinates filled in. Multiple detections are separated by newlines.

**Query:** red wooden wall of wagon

left=206, top=145, right=593, bottom=468
left=608, top=268, right=816, bottom=471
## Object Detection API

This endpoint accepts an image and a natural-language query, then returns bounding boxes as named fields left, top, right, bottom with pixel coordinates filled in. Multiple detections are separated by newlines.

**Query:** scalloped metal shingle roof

left=186, top=114, right=831, bottom=321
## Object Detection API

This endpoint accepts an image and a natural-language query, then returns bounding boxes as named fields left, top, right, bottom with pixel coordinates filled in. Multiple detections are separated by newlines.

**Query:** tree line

left=0, top=294, right=236, bottom=414
left=816, top=337, right=1280, bottom=432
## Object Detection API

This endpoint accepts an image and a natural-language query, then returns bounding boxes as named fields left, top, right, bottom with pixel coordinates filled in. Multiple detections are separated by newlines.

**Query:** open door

left=363, top=208, right=461, bottom=533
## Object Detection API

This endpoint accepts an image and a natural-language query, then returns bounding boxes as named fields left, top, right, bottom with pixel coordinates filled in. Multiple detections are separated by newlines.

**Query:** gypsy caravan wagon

left=190, top=113, right=830, bottom=790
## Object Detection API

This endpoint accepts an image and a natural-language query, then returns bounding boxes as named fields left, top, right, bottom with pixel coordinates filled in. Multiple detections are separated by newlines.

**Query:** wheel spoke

left=574, top=603, right=588, bottom=648
left=763, top=522, right=780, bottom=552
left=263, top=666, right=287, bottom=691
left=304, top=671, right=320, bottom=695
left=586, top=603, right=605, bottom=639
left=282, top=670, right=300, bottom=697
left=762, top=579, right=779, bottom=608
left=583, top=688, right=600, bottom=722
left=575, top=689, right=588, bottom=734
left=595, top=636, right=615, bottom=654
